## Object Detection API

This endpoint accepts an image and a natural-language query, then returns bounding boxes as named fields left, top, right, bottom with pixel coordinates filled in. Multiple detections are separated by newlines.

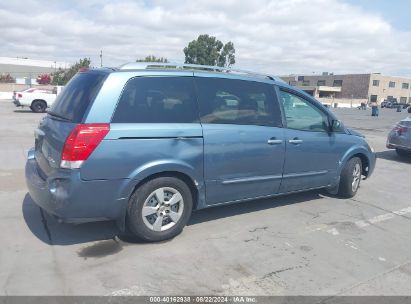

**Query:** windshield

left=49, top=72, right=107, bottom=122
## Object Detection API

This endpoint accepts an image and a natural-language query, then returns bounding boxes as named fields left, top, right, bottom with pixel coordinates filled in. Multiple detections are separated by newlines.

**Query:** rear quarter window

left=111, top=77, right=198, bottom=123
left=49, top=72, right=107, bottom=122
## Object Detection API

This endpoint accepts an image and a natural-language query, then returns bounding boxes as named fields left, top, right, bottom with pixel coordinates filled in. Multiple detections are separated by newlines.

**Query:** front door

left=194, top=75, right=286, bottom=205
left=278, top=89, right=341, bottom=193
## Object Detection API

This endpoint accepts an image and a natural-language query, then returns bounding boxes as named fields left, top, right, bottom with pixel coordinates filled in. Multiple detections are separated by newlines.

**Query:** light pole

left=100, top=50, right=103, bottom=67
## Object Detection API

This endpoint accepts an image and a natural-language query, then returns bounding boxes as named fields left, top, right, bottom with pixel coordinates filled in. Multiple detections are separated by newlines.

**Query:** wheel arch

left=338, top=147, right=372, bottom=178
left=351, top=153, right=369, bottom=177
left=130, top=171, right=199, bottom=209
left=116, top=167, right=204, bottom=232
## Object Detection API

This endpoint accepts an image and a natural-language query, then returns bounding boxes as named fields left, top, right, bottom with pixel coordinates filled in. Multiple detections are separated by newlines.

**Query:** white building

left=0, top=57, right=70, bottom=81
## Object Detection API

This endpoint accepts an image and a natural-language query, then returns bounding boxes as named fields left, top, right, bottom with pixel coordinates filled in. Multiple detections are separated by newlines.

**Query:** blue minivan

left=26, top=63, right=376, bottom=241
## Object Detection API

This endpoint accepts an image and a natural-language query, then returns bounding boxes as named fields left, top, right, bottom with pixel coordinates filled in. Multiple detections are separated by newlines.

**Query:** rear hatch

left=34, top=71, right=108, bottom=175
left=398, top=120, right=411, bottom=137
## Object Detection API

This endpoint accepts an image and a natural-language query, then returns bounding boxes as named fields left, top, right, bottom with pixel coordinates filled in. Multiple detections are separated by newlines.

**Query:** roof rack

left=118, top=62, right=284, bottom=82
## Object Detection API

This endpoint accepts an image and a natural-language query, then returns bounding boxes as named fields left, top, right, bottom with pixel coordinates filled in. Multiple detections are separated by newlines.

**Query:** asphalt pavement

left=0, top=100, right=410, bottom=296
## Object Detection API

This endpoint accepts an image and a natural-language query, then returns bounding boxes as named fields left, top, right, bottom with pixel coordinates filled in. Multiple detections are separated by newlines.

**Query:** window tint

left=280, top=90, right=329, bottom=132
left=112, top=77, right=198, bottom=123
left=49, top=72, right=107, bottom=122
left=195, top=77, right=282, bottom=127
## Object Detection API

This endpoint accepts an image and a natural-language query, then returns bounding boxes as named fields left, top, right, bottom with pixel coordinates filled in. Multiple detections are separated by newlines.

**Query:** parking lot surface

left=0, top=100, right=410, bottom=296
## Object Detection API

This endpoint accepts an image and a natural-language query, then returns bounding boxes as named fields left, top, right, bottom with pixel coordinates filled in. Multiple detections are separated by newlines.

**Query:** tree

left=36, top=74, right=51, bottom=85
left=136, top=55, right=168, bottom=63
left=51, top=68, right=65, bottom=86
left=183, top=34, right=235, bottom=67
left=0, top=73, right=15, bottom=83
left=52, top=58, right=91, bottom=85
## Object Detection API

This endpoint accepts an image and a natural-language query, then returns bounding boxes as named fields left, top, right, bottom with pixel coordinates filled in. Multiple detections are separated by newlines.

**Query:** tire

left=127, top=176, right=193, bottom=242
left=337, top=157, right=362, bottom=198
left=408, top=107, right=411, bottom=113
left=396, top=148, right=411, bottom=157
left=31, top=100, right=47, bottom=113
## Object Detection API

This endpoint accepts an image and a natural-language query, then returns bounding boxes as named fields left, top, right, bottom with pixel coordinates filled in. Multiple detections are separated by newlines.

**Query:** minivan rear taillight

left=61, top=124, right=110, bottom=169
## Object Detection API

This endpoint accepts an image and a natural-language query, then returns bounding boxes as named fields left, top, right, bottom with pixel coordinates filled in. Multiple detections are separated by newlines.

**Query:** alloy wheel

left=351, top=163, right=361, bottom=192
left=141, top=187, right=184, bottom=232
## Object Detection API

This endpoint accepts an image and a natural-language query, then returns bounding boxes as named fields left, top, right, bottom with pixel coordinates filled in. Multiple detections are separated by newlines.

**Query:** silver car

left=387, top=117, right=411, bottom=156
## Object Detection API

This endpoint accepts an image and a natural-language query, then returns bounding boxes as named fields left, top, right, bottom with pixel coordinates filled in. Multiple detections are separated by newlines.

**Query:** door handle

left=289, top=138, right=303, bottom=144
left=267, top=138, right=283, bottom=145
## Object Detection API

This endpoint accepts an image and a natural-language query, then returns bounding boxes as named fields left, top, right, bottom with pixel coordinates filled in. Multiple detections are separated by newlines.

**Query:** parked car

left=14, top=86, right=64, bottom=113
left=387, top=117, right=411, bottom=156
left=381, top=98, right=397, bottom=108
left=12, top=88, right=48, bottom=102
left=392, top=102, right=409, bottom=109
left=381, top=99, right=409, bottom=109
left=25, top=63, right=376, bottom=242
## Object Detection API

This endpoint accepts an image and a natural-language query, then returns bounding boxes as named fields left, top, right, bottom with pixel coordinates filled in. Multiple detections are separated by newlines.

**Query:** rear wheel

left=338, top=157, right=362, bottom=198
left=31, top=100, right=47, bottom=113
left=127, top=176, right=193, bottom=242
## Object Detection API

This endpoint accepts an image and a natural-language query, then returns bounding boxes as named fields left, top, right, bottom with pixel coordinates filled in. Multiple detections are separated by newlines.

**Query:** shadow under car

left=23, top=189, right=325, bottom=246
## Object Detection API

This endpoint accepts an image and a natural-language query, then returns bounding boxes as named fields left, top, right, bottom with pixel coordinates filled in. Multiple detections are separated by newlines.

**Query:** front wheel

left=337, top=157, right=362, bottom=198
left=127, top=176, right=193, bottom=242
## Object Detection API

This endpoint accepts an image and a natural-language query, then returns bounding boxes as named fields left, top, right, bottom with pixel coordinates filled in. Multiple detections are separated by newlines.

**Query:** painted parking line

left=310, top=206, right=411, bottom=236
left=355, top=206, right=411, bottom=228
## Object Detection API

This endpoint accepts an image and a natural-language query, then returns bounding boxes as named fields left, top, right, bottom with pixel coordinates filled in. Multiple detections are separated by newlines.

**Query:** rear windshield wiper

left=47, top=111, right=72, bottom=122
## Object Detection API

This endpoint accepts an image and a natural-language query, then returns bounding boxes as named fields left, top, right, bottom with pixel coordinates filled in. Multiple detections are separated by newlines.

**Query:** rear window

left=111, top=77, right=198, bottom=123
left=49, top=72, right=107, bottom=122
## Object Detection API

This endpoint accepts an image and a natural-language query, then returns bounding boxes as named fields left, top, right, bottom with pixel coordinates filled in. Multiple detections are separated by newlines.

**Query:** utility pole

left=100, top=50, right=103, bottom=67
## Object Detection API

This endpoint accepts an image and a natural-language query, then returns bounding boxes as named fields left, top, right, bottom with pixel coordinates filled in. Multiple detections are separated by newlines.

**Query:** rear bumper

left=386, top=134, right=411, bottom=151
left=25, top=149, right=129, bottom=224
left=386, top=143, right=411, bottom=151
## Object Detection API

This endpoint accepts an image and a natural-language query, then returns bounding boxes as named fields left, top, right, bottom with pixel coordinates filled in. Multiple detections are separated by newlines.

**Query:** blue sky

left=0, top=0, right=410, bottom=76
left=344, top=0, right=411, bottom=31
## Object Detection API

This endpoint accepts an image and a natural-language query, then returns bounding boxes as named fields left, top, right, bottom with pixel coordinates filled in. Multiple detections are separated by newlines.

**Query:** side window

left=280, top=90, right=329, bottom=132
left=112, top=77, right=198, bottom=123
left=195, top=77, right=282, bottom=127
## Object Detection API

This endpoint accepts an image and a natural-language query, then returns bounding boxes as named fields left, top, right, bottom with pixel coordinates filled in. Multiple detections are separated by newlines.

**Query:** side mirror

left=330, top=119, right=342, bottom=132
